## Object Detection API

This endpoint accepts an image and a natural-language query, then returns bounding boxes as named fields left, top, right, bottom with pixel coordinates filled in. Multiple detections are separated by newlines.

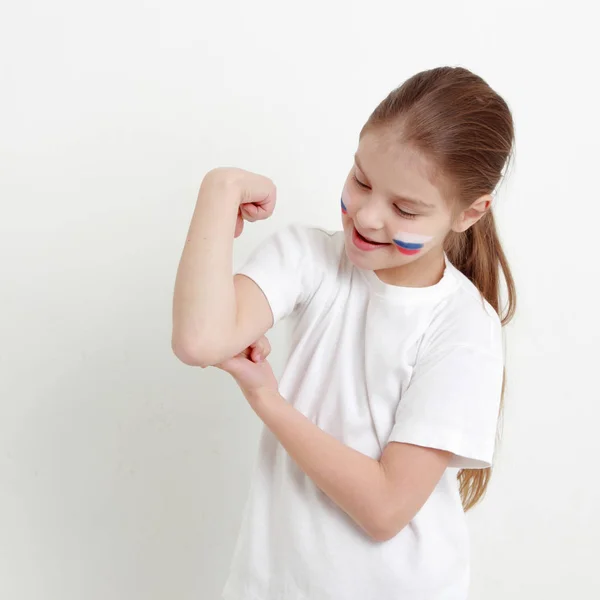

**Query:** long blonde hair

left=361, top=66, right=516, bottom=511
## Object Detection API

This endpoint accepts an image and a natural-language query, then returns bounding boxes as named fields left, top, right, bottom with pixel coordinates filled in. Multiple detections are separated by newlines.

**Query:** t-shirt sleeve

left=387, top=341, right=504, bottom=470
left=234, top=223, right=328, bottom=327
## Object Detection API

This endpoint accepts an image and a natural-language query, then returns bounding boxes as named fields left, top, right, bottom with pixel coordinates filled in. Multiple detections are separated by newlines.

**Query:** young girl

left=172, top=65, right=516, bottom=600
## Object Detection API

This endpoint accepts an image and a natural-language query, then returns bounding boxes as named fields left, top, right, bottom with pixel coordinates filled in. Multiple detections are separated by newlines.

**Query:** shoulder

left=275, top=223, right=346, bottom=270
left=285, top=222, right=344, bottom=252
left=422, top=259, right=503, bottom=359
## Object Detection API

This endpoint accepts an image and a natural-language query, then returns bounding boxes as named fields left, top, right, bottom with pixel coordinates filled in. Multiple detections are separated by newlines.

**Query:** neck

left=374, top=246, right=446, bottom=288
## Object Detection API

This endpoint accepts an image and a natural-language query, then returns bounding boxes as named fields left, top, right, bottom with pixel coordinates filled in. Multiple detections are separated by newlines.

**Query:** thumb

left=234, top=208, right=244, bottom=237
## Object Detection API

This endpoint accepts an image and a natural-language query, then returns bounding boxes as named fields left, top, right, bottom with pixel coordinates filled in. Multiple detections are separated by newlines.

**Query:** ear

left=451, top=193, right=493, bottom=233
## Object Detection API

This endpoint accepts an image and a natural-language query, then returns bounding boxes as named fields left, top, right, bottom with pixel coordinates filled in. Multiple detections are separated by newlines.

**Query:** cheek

left=392, top=230, right=434, bottom=255
left=340, top=184, right=353, bottom=215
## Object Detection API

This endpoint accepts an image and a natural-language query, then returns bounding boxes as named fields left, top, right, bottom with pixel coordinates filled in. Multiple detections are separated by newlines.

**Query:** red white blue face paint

left=340, top=187, right=351, bottom=215
left=392, top=231, right=433, bottom=255
left=341, top=196, right=348, bottom=214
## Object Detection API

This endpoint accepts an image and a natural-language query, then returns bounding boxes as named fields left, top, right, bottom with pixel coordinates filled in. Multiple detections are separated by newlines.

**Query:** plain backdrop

left=1, top=1, right=599, bottom=599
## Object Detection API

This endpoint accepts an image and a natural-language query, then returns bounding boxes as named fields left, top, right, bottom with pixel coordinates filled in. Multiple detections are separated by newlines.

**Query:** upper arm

left=232, top=272, right=275, bottom=348
left=377, top=441, right=453, bottom=540
left=200, top=273, right=274, bottom=367
left=201, top=224, right=328, bottom=366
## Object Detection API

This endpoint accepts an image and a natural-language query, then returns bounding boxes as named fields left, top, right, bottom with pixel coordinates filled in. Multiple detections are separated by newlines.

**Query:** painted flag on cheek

left=392, top=232, right=433, bottom=255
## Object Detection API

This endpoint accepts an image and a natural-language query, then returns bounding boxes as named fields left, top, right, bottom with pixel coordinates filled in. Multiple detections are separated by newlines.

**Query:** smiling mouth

left=355, top=227, right=389, bottom=245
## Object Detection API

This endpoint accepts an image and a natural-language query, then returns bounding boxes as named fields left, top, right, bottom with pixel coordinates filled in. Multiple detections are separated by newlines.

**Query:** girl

left=172, top=65, right=516, bottom=600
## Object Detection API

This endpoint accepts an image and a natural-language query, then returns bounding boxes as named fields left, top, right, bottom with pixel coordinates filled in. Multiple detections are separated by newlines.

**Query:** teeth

left=358, top=230, right=373, bottom=243
left=354, top=226, right=387, bottom=245
left=362, top=232, right=382, bottom=244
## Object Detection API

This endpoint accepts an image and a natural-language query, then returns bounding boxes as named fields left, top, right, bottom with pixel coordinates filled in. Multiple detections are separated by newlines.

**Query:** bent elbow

left=171, top=334, right=216, bottom=368
left=366, top=509, right=406, bottom=543
left=369, top=525, right=402, bottom=543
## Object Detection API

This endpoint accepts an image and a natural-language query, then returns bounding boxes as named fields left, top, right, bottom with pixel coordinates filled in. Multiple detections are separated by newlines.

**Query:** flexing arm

left=171, top=168, right=276, bottom=367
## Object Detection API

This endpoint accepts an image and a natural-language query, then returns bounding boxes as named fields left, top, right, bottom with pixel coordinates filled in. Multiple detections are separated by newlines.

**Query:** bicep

left=200, top=274, right=273, bottom=367
left=207, top=224, right=328, bottom=366
left=234, top=273, right=274, bottom=337
left=219, top=273, right=273, bottom=355
left=379, top=441, right=453, bottom=536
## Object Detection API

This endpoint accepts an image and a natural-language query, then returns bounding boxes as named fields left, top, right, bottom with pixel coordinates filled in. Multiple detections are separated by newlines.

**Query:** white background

left=1, top=1, right=598, bottom=598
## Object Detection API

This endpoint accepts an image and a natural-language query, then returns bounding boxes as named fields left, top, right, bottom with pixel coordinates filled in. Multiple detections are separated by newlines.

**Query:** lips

left=355, top=228, right=387, bottom=245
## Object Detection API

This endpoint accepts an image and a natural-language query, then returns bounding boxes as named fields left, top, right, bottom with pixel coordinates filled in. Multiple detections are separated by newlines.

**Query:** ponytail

left=445, top=211, right=516, bottom=326
left=445, top=211, right=516, bottom=510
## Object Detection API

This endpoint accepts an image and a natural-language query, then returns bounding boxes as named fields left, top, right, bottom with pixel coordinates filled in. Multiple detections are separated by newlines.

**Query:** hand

left=215, top=335, right=279, bottom=402
left=203, top=167, right=277, bottom=238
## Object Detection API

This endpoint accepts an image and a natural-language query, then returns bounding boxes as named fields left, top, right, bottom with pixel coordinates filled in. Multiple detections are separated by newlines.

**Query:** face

left=341, top=130, right=490, bottom=282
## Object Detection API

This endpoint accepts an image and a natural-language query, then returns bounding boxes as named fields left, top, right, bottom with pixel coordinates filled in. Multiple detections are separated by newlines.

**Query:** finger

left=240, top=195, right=275, bottom=222
left=250, top=344, right=261, bottom=363
left=250, top=336, right=271, bottom=362
left=239, top=178, right=276, bottom=210
left=234, top=210, right=244, bottom=237
left=240, top=203, right=259, bottom=222
left=256, top=336, right=271, bottom=359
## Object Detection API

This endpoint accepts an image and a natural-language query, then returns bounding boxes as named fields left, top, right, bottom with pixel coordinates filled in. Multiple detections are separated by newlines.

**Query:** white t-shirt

left=222, top=224, right=504, bottom=600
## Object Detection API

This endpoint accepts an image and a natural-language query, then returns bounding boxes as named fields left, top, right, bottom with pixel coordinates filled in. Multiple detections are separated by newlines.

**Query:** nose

left=354, top=197, right=385, bottom=231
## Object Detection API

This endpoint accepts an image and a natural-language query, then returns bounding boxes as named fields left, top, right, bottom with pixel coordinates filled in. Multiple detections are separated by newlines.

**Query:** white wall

left=1, top=1, right=598, bottom=598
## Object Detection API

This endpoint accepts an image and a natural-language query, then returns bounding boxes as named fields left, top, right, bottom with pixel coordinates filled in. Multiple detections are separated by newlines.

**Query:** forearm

left=172, top=172, right=240, bottom=364
left=250, top=389, right=392, bottom=541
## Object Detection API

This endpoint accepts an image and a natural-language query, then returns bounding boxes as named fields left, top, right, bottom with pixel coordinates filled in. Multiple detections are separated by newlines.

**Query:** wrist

left=247, top=387, right=283, bottom=413
left=200, top=169, right=244, bottom=206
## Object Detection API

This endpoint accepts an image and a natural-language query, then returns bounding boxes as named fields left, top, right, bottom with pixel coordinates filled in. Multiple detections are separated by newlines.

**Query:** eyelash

left=352, top=175, right=418, bottom=220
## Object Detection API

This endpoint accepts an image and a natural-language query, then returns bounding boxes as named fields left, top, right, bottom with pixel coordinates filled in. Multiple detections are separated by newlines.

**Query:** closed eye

left=353, top=174, right=370, bottom=190
left=394, top=205, right=418, bottom=220
left=353, top=175, right=418, bottom=220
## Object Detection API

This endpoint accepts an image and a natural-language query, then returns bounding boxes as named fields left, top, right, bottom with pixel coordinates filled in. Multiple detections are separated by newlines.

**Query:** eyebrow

left=354, top=154, right=436, bottom=210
